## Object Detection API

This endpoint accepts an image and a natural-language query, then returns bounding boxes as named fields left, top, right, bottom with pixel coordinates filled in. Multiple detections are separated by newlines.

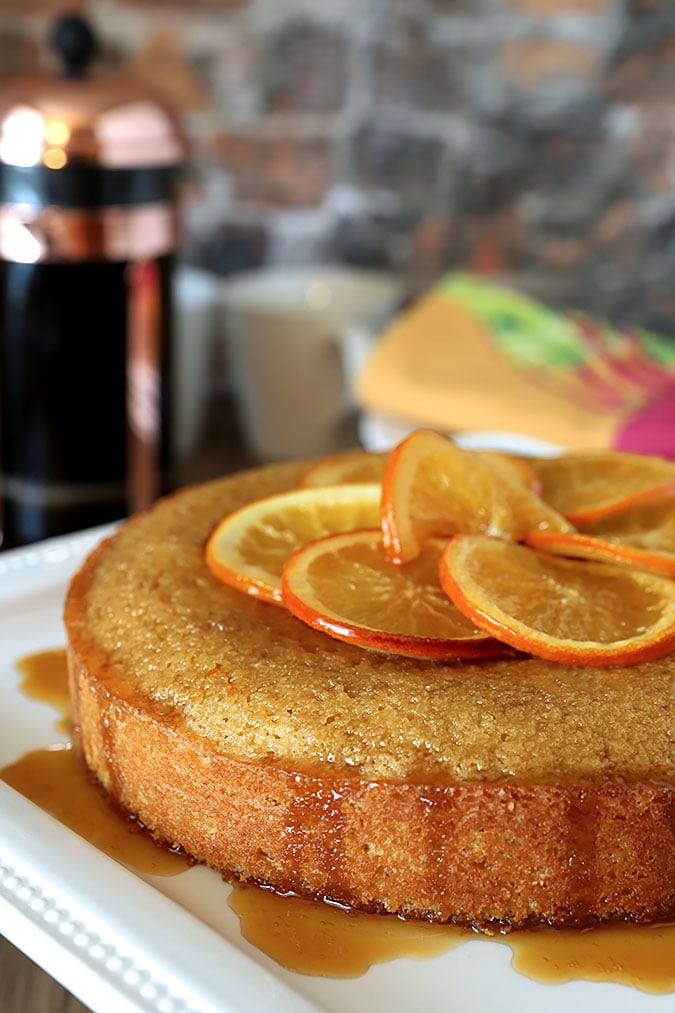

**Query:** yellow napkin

left=356, top=274, right=675, bottom=453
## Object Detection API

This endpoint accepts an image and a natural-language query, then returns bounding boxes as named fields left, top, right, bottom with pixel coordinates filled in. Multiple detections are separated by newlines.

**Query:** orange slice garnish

left=205, top=483, right=381, bottom=604
left=530, top=451, right=675, bottom=524
left=438, top=534, right=675, bottom=665
left=281, top=529, right=508, bottom=659
left=581, top=495, right=675, bottom=548
left=525, top=529, right=675, bottom=577
left=301, top=449, right=388, bottom=487
left=480, top=451, right=541, bottom=493
left=301, top=445, right=536, bottom=491
left=381, top=429, right=571, bottom=564
left=527, top=496, right=675, bottom=576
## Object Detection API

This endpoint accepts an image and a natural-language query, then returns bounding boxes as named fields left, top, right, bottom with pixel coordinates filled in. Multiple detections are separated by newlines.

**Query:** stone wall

left=3, top=0, right=675, bottom=330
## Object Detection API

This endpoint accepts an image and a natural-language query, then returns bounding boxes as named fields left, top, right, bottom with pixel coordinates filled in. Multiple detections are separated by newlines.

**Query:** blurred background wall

left=1, top=0, right=673, bottom=333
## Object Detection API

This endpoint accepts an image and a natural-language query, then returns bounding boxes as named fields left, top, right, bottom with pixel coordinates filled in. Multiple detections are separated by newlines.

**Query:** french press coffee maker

left=0, top=15, right=187, bottom=548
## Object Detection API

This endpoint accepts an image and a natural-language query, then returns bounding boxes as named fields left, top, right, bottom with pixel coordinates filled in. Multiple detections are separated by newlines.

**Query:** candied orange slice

left=281, top=529, right=508, bottom=659
left=438, top=534, right=675, bottom=665
left=581, top=496, right=675, bottom=546
left=530, top=450, right=675, bottom=524
left=301, top=449, right=388, bottom=487
left=302, top=443, right=536, bottom=491
left=528, top=496, right=675, bottom=575
left=381, top=429, right=571, bottom=564
left=525, top=528, right=675, bottom=577
left=479, top=451, right=540, bottom=492
left=205, top=483, right=381, bottom=604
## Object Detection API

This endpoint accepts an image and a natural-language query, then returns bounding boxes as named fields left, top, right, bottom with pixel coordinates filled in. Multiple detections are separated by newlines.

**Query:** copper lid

left=0, top=17, right=186, bottom=260
left=0, top=16, right=186, bottom=174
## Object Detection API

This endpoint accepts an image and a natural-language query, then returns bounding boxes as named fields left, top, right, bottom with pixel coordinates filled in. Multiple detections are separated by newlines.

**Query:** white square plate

left=0, top=524, right=670, bottom=1013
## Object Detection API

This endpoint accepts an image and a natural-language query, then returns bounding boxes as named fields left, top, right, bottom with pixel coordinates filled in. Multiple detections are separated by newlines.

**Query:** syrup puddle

left=507, top=921, right=675, bottom=992
left=3, top=647, right=674, bottom=991
left=228, top=884, right=675, bottom=990
left=228, top=882, right=469, bottom=977
left=2, top=649, right=190, bottom=876
left=16, top=646, right=72, bottom=735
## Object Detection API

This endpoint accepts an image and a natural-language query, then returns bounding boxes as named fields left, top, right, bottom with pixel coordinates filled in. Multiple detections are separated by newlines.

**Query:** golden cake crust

left=64, top=458, right=675, bottom=930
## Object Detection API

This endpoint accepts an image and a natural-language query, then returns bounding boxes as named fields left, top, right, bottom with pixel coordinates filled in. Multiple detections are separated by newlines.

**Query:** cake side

left=67, top=641, right=675, bottom=930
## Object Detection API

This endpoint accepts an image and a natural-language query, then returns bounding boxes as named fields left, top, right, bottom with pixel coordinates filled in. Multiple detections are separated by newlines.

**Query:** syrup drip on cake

left=3, top=648, right=674, bottom=992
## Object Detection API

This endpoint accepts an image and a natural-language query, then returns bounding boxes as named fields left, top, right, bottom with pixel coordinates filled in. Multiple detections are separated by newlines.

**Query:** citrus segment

left=525, top=529, right=675, bottom=577
left=530, top=451, right=675, bottom=523
left=439, top=534, right=675, bottom=665
left=381, top=429, right=571, bottom=565
left=205, top=483, right=381, bottom=604
left=281, top=529, right=508, bottom=658
left=301, top=450, right=388, bottom=487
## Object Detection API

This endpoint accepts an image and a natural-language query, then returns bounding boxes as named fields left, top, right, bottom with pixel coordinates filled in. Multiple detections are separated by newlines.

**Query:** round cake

left=63, top=457, right=675, bottom=931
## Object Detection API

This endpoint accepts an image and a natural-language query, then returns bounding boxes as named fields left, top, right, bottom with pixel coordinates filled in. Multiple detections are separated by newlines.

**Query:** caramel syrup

left=5, top=648, right=675, bottom=992
left=15, top=647, right=72, bottom=734
left=507, top=921, right=675, bottom=992
left=228, top=885, right=675, bottom=991
left=1, top=649, right=190, bottom=876
left=228, top=883, right=469, bottom=977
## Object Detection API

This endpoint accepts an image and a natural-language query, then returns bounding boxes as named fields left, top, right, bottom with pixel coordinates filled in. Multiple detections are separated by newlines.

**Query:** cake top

left=64, top=457, right=675, bottom=785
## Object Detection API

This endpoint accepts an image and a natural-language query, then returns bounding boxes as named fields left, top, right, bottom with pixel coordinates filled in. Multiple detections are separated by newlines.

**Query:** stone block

left=262, top=21, right=348, bottom=113
left=211, top=130, right=333, bottom=207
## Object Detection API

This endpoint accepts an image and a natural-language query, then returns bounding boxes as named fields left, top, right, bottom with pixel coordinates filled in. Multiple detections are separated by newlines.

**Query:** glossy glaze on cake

left=63, top=459, right=675, bottom=931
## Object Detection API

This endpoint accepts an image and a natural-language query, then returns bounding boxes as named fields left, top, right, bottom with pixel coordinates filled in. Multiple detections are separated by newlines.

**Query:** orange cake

left=63, top=454, right=675, bottom=932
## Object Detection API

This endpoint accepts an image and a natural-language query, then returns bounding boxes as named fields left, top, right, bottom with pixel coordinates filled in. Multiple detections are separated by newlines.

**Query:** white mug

left=221, top=265, right=401, bottom=461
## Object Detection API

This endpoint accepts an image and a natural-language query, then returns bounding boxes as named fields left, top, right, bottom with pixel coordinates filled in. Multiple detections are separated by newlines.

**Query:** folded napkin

left=356, top=273, right=675, bottom=456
